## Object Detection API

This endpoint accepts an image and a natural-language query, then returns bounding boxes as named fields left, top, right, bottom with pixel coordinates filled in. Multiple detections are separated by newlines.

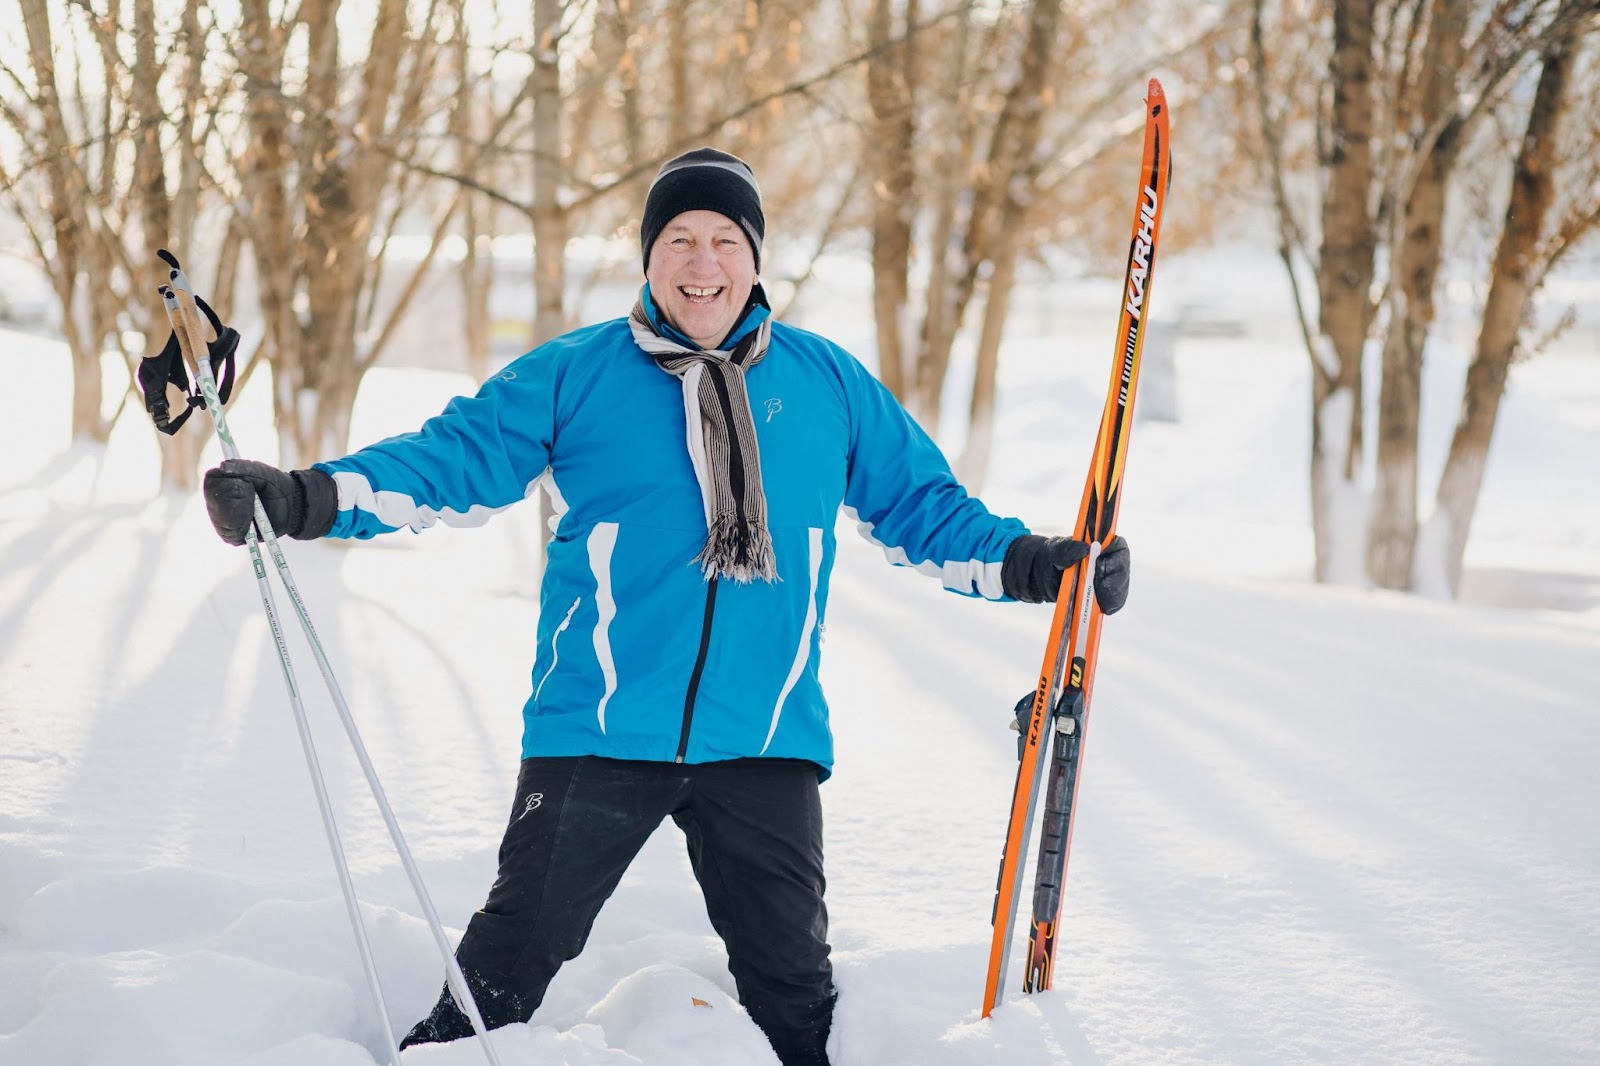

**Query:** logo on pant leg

left=517, top=793, right=544, bottom=820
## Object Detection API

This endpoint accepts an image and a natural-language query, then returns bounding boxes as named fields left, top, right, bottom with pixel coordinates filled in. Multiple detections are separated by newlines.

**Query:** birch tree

left=1248, top=0, right=1598, bottom=589
left=1417, top=27, right=1600, bottom=596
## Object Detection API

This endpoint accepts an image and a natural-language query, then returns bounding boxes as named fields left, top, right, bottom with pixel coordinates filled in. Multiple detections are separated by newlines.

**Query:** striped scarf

left=629, top=298, right=778, bottom=583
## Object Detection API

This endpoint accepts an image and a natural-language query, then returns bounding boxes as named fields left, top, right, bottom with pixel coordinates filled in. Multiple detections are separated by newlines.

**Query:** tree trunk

left=1368, top=0, right=1466, bottom=590
left=133, top=0, right=208, bottom=491
left=253, top=0, right=413, bottom=466
left=866, top=0, right=916, bottom=399
left=912, top=0, right=1054, bottom=435
left=909, top=13, right=976, bottom=429
left=66, top=316, right=108, bottom=444
left=1416, top=32, right=1574, bottom=597
left=956, top=244, right=1019, bottom=492
left=239, top=0, right=296, bottom=460
left=163, top=0, right=213, bottom=491
left=150, top=428, right=207, bottom=493
left=172, top=0, right=203, bottom=251
left=1310, top=0, right=1377, bottom=584
left=910, top=244, right=960, bottom=428
left=132, top=0, right=170, bottom=269
left=450, top=16, right=492, bottom=382
left=956, top=0, right=1058, bottom=490
left=463, top=197, right=494, bottom=382
left=532, top=0, right=568, bottom=347
left=19, top=0, right=108, bottom=445
left=668, top=0, right=691, bottom=146
left=532, top=0, right=567, bottom=548
left=1309, top=374, right=1371, bottom=583
left=284, top=0, right=356, bottom=467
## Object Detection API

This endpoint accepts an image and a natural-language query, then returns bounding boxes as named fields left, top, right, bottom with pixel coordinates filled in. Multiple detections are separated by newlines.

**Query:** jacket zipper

left=676, top=577, right=719, bottom=762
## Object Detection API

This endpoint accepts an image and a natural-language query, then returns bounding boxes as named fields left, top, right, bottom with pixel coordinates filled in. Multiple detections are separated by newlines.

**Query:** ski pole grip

left=158, top=250, right=212, bottom=378
left=158, top=286, right=205, bottom=382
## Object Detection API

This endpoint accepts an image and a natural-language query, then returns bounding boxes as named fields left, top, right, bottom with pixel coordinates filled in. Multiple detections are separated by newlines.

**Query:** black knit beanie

left=640, top=147, right=765, bottom=273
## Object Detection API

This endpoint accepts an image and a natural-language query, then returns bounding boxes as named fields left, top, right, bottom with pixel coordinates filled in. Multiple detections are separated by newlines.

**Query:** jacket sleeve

left=836, top=347, right=1027, bottom=599
left=312, top=353, right=556, bottom=540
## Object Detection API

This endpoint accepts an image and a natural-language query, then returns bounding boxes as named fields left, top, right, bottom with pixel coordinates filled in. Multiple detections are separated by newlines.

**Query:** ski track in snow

left=2, top=274, right=1599, bottom=1066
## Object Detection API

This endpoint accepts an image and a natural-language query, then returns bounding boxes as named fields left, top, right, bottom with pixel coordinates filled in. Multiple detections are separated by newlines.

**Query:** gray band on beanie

left=654, top=155, right=761, bottom=194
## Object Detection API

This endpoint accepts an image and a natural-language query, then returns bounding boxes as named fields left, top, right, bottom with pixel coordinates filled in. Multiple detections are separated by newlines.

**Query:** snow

left=2, top=260, right=1599, bottom=1066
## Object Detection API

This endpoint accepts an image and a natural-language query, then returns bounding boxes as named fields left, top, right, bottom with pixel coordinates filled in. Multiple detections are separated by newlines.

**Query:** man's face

left=645, top=210, right=758, bottom=350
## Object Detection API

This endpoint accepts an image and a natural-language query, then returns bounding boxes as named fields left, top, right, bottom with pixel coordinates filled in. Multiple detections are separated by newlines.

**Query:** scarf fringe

left=697, top=511, right=779, bottom=583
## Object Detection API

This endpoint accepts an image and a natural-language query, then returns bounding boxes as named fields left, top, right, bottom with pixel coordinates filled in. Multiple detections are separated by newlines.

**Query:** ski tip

left=156, top=248, right=179, bottom=270
left=1146, top=77, right=1165, bottom=115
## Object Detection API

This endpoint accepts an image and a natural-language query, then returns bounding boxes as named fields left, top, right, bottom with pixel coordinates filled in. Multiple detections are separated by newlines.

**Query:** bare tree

left=226, top=0, right=461, bottom=466
left=1297, top=0, right=1377, bottom=583
left=131, top=0, right=213, bottom=487
left=862, top=0, right=1224, bottom=488
left=7, top=0, right=1237, bottom=505
left=867, top=0, right=1062, bottom=436
left=1417, top=27, right=1600, bottom=595
left=450, top=13, right=495, bottom=382
left=1, top=0, right=222, bottom=486
left=866, top=0, right=920, bottom=401
left=1367, top=0, right=1471, bottom=589
left=532, top=0, right=569, bottom=347
left=9, top=0, right=111, bottom=445
left=955, top=0, right=1062, bottom=485
left=1248, top=0, right=1597, bottom=590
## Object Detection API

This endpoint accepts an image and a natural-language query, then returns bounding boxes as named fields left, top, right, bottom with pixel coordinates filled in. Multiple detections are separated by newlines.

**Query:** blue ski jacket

left=315, top=287, right=1027, bottom=778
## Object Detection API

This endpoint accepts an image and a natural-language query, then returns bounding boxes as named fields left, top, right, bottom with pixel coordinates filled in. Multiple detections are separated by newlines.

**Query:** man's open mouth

left=680, top=286, right=723, bottom=304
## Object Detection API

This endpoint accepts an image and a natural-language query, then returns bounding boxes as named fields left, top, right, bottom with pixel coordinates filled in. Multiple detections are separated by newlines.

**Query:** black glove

left=202, top=458, right=338, bottom=546
left=1001, top=534, right=1131, bottom=614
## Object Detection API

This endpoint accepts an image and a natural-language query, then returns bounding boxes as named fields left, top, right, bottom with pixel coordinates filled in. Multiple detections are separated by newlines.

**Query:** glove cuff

left=1000, top=534, right=1047, bottom=603
left=291, top=468, right=338, bottom=540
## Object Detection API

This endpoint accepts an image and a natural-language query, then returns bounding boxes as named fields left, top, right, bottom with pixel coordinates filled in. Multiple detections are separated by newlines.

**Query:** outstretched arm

left=837, top=350, right=1025, bottom=600
left=314, top=359, right=556, bottom=540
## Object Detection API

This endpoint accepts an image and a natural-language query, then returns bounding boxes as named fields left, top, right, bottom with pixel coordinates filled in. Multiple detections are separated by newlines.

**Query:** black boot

left=398, top=975, right=529, bottom=1050
left=766, top=1028, right=831, bottom=1066
left=750, top=992, right=834, bottom=1066
left=399, top=984, right=476, bottom=1049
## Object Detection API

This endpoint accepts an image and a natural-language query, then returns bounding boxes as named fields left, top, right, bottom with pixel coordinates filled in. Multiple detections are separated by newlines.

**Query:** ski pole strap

left=138, top=294, right=239, bottom=435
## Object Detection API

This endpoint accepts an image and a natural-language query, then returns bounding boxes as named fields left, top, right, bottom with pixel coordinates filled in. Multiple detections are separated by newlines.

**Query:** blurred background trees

left=1, top=0, right=1596, bottom=594
left=1244, top=0, right=1599, bottom=594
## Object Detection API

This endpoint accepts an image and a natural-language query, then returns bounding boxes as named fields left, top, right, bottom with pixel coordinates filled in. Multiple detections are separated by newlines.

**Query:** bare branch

left=774, top=158, right=863, bottom=320
left=370, top=0, right=984, bottom=218
left=1251, top=0, right=1318, bottom=357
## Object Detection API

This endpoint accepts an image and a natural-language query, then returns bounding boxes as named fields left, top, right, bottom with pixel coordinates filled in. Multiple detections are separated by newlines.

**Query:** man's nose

left=688, top=243, right=717, bottom=271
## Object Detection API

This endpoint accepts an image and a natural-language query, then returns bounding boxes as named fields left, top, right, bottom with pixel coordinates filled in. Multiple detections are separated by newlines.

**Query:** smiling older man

left=200, top=147, right=1131, bottom=1065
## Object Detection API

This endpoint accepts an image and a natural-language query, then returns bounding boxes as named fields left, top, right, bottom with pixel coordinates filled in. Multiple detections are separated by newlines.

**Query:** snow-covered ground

left=2, top=259, right=1598, bottom=1065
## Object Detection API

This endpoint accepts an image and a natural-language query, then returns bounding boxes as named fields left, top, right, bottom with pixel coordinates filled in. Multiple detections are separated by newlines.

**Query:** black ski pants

left=403, top=755, right=835, bottom=1065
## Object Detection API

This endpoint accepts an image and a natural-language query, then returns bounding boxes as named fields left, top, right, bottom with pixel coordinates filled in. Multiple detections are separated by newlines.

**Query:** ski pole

left=159, top=285, right=402, bottom=1066
left=159, top=254, right=504, bottom=1066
